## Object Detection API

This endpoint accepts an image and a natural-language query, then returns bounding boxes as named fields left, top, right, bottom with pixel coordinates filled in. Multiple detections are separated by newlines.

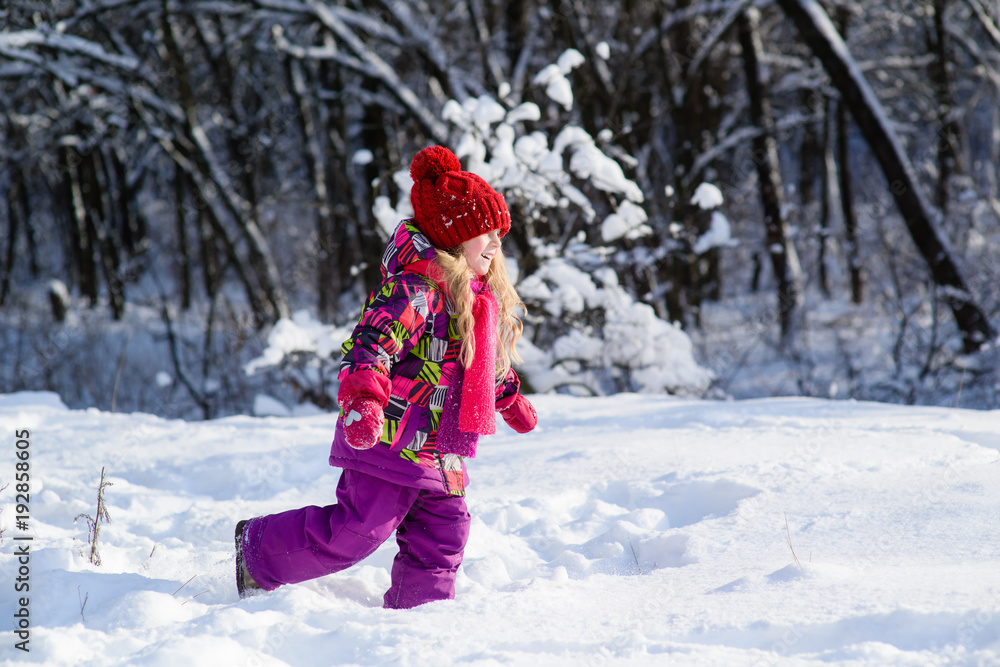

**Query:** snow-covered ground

left=1, top=390, right=999, bottom=666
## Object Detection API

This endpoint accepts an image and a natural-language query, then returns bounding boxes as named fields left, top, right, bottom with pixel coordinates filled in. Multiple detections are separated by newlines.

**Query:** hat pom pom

left=410, top=146, right=461, bottom=183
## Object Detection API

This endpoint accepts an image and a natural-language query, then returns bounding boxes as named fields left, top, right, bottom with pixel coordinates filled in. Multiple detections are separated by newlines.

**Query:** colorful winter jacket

left=330, top=220, right=520, bottom=495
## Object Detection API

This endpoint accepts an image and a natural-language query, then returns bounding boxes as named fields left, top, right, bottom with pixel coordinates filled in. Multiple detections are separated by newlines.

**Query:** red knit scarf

left=460, top=287, right=498, bottom=435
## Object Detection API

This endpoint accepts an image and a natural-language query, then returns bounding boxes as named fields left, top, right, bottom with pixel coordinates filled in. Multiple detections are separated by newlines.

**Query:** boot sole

left=235, top=519, right=250, bottom=599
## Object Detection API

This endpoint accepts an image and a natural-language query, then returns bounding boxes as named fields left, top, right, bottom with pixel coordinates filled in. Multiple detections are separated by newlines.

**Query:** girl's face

left=461, top=230, right=502, bottom=276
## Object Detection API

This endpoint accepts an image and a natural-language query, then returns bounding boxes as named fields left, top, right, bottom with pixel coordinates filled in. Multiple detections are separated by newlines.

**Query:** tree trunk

left=466, top=0, right=507, bottom=92
left=110, top=145, right=146, bottom=259
left=738, top=7, right=804, bottom=351
left=354, top=76, right=389, bottom=294
left=23, top=181, right=38, bottom=278
left=991, top=103, right=1000, bottom=219
left=655, top=0, right=698, bottom=327
left=65, top=146, right=100, bottom=306
left=776, top=0, right=994, bottom=352
left=174, top=162, right=193, bottom=311
left=799, top=88, right=822, bottom=207
left=288, top=53, right=339, bottom=322
left=321, top=57, right=353, bottom=320
left=834, top=5, right=862, bottom=305
left=49, top=150, right=79, bottom=296
left=928, top=0, right=963, bottom=213
left=836, top=92, right=863, bottom=305
left=504, top=0, right=528, bottom=79
left=801, top=88, right=830, bottom=298
left=197, top=207, right=222, bottom=303
left=2, top=167, right=27, bottom=307
left=92, top=146, right=125, bottom=319
left=818, top=95, right=834, bottom=299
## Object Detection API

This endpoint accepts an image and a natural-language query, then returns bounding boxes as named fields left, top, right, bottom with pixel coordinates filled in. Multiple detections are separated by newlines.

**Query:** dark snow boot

left=235, top=520, right=261, bottom=599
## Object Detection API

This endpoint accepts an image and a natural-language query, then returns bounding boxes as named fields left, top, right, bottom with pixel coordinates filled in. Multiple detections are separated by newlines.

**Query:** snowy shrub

left=518, top=241, right=712, bottom=396
left=689, top=183, right=737, bottom=255
left=244, top=310, right=353, bottom=411
left=429, top=51, right=711, bottom=397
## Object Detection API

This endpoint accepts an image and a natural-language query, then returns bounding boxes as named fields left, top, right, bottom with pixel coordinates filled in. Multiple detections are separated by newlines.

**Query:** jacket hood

left=381, top=220, right=439, bottom=279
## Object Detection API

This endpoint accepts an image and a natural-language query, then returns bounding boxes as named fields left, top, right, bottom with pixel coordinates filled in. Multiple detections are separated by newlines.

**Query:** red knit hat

left=409, top=146, right=511, bottom=249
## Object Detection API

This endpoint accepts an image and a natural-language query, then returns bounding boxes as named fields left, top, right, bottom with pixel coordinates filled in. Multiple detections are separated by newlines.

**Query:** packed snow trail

left=1, top=391, right=998, bottom=665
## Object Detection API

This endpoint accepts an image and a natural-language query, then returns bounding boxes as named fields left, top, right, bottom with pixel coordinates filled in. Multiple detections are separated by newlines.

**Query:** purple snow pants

left=241, top=468, right=470, bottom=609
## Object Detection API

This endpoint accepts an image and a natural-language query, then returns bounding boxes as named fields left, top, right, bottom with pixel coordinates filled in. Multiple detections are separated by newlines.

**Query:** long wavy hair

left=434, top=245, right=524, bottom=381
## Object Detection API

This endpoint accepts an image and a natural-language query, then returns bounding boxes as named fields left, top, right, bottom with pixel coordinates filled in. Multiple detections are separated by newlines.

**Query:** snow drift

left=1, top=391, right=999, bottom=665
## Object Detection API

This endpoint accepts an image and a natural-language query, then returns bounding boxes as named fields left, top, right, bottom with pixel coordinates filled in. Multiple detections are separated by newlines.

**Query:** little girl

left=235, top=146, right=537, bottom=609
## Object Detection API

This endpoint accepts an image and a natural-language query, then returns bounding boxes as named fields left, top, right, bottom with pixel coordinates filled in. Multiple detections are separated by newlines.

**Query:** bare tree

left=834, top=7, right=863, bottom=306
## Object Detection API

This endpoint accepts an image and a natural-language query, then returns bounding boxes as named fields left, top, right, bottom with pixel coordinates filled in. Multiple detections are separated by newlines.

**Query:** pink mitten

left=338, top=370, right=391, bottom=450
left=496, top=393, right=537, bottom=434
left=341, top=398, right=385, bottom=450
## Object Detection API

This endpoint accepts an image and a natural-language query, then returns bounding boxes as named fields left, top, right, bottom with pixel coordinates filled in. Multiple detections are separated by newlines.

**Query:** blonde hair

left=434, top=247, right=524, bottom=381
